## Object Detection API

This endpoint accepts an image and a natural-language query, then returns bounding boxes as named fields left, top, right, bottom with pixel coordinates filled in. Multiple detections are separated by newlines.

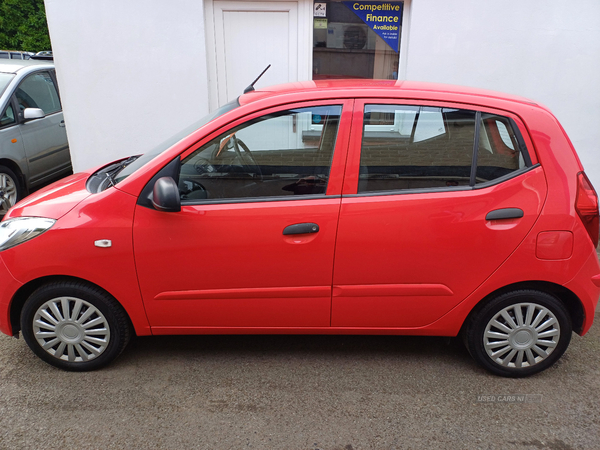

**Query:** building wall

left=44, top=0, right=210, bottom=172
left=405, top=0, right=600, bottom=186
left=44, top=0, right=600, bottom=188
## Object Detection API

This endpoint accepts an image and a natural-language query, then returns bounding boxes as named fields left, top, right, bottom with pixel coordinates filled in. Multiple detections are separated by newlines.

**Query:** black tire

left=0, top=165, right=23, bottom=216
left=20, top=281, right=131, bottom=371
left=463, top=290, right=572, bottom=377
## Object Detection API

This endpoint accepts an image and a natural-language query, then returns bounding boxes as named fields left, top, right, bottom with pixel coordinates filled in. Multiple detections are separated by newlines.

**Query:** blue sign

left=343, top=1, right=403, bottom=53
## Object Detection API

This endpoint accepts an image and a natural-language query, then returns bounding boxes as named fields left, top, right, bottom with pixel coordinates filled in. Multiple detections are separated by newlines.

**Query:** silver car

left=0, top=60, right=72, bottom=215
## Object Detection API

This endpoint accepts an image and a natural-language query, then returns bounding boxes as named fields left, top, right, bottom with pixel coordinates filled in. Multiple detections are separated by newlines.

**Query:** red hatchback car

left=0, top=80, right=598, bottom=376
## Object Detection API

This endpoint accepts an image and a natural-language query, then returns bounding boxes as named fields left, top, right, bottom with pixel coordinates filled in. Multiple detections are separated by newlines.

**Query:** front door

left=15, top=70, right=70, bottom=186
left=134, top=101, right=351, bottom=331
left=331, top=100, right=547, bottom=328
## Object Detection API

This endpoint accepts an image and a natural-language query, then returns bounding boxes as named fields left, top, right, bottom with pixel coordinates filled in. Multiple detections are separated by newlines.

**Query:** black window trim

left=346, top=163, right=541, bottom=198
left=181, top=193, right=339, bottom=206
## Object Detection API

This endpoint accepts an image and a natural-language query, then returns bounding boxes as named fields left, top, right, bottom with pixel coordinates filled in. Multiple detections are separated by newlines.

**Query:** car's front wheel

left=463, top=290, right=572, bottom=377
left=21, top=281, right=131, bottom=371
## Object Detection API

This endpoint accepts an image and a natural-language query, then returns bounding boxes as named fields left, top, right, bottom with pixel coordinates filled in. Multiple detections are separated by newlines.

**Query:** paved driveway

left=1, top=311, right=598, bottom=450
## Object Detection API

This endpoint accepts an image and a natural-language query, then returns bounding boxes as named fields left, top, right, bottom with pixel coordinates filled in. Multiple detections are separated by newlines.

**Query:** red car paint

left=1, top=80, right=598, bottom=347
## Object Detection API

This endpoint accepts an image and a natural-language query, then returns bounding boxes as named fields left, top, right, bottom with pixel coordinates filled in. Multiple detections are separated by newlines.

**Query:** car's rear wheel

left=0, top=165, right=22, bottom=215
left=463, top=290, right=572, bottom=377
left=21, top=281, right=131, bottom=371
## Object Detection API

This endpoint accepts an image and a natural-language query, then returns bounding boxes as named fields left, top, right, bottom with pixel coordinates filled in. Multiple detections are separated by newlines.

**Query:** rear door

left=331, top=99, right=547, bottom=328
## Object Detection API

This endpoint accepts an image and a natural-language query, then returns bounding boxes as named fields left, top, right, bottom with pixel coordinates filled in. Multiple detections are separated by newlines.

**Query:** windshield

left=0, top=73, right=15, bottom=97
left=113, top=98, right=240, bottom=184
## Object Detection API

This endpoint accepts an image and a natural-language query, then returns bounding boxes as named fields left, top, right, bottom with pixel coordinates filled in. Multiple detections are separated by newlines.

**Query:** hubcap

left=484, top=302, right=560, bottom=368
left=33, top=297, right=111, bottom=363
left=0, top=172, right=17, bottom=214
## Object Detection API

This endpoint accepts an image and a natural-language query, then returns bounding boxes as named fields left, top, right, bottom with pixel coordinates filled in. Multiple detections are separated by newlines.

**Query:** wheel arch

left=10, top=275, right=135, bottom=336
left=461, top=280, right=584, bottom=335
left=0, top=158, right=27, bottom=193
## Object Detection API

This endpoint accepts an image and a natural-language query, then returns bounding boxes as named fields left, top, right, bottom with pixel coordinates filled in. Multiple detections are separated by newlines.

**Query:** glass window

left=313, top=1, right=403, bottom=80
left=179, top=105, right=342, bottom=202
left=0, top=104, right=15, bottom=127
left=0, top=73, right=15, bottom=97
left=475, top=114, right=524, bottom=183
left=359, top=105, right=476, bottom=192
left=15, top=72, right=61, bottom=115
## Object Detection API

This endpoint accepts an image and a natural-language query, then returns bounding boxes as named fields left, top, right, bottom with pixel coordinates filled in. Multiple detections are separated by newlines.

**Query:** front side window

left=15, top=71, right=61, bottom=115
left=358, top=104, right=529, bottom=193
left=179, top=105, right=342, bottom=202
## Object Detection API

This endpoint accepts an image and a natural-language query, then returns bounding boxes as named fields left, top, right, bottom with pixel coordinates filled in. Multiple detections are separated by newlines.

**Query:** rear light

left=575, top=171, right=599, bottom=247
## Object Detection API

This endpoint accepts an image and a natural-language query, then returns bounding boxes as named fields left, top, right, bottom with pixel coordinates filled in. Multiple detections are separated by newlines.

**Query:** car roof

left=0, top=59, right=55, bottom=75
left=238, top=79, right=538, bottom=107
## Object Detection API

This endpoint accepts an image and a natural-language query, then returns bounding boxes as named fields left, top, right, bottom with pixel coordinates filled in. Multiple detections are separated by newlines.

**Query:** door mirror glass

left=152, top=177, right=181, bottom=212
left=23, top=107, right=45, bottom=121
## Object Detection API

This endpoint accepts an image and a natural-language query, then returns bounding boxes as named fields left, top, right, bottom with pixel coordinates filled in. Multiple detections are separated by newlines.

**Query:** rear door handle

left=283, top=223, right=319, bottom=235
left=486, top=208, right=524, bottom=221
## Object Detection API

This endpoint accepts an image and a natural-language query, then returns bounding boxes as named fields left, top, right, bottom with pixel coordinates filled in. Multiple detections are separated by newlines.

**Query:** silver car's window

left=15, top=72, right=61, bottom=115
left=0, top=73, right=15, bottom=97
left=0, top=104, right=16, bottom=127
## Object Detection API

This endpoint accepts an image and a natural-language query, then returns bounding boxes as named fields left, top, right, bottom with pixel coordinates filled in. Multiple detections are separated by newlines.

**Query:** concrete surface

left=1, top=311, right=599, bottom=450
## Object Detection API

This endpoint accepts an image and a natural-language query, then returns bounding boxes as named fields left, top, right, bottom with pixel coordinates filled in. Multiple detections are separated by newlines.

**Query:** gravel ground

left=1, top=309, right=599, bottom=450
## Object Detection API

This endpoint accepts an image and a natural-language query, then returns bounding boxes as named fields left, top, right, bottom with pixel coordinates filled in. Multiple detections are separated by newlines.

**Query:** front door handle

left=486, top=208, right=524, bottom=221
left=283, top=223, right=319, bottom=235
left=59, top=120, right=66, bottom=127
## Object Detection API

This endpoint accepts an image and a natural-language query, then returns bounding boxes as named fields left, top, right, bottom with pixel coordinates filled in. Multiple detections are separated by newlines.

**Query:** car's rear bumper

left=564, top=250, right=600, bottom=335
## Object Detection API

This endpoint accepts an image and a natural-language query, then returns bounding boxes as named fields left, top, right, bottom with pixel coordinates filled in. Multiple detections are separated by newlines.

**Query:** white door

left=206, top=0, right=311, bottom=110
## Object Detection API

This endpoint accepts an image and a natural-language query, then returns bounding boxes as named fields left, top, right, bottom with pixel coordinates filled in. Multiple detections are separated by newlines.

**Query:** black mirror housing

left=151, top=177, right=181, bottom=212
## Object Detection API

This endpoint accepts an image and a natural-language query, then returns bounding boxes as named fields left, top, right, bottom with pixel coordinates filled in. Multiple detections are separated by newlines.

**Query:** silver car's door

left=0, top=100, right=25, bottom=213
left=15, top=70, right=71, bottom=187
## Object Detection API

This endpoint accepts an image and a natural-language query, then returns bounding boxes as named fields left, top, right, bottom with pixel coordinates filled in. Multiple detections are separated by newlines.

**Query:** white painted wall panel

left=45, top=0, right=600, bottom=190
left=404, top=0, right=600, bottom=187
left=44, top=0, right=210, bottom=172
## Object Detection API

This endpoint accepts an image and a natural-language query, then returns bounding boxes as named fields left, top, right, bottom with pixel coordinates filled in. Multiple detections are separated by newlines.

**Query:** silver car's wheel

left=21, top=281, right=131, bottom=371
left=464, top=290, right=571, bottom=377
left=483, top=303, right=560, bottom=368
left=0, top=166, right=21, bottom=215
left=33, top=297, right=111, bottom=363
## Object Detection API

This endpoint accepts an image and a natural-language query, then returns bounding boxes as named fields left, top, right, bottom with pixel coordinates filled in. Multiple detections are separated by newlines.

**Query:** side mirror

left=23, top=108, right=45, bottom=121
left=151, top=177, right=181, bottom=212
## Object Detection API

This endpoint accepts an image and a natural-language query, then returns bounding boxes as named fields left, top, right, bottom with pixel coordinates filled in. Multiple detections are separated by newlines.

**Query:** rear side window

left=358, top=104, right=530, bottom=194
left=15, top=71, right=61, bottom=115
left=476, top=114, right=524, bottom=183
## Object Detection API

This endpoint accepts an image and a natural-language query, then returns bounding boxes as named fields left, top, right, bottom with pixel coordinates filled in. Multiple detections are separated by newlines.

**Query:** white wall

left=44, top=0, right=210, bottom=172
left=45, top=0, right=600, bottom=189
left=404, top=0, right=600, bottom=187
